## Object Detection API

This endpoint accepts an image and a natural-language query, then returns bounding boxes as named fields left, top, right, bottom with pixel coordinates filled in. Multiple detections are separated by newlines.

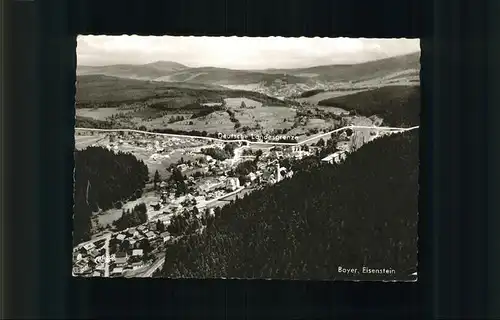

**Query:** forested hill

left=73, top=146, right=149, bottom=245
left=318, top=85, right=420, bottom=127
left=160, top=130, right=419, bottom=280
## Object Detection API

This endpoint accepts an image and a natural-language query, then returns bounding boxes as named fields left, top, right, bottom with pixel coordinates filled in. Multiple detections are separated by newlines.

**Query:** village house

left=95, top=264, right=105, bottom=271
left=148, top=221, right=157, bottom=231
left=146, top=231, right=157, bottom=241
left=137, top=225, right=147, bottom=233
left=247, top=172, right=257, bottom=182
left=336, top=141, right=351, bottom=152
left=160, top=232, right=170, bottom=243
left=89, top=249, right=101, bottom=259
left=194, top=195, right=205, bottom=203
left=115, top=252, right=128, bottom=266
left=134, top=234, right=145, bottom=242
left=72, top=266, right=83, bottom=275
left=111, top=267, right=124, bottom=277
left=321, top=151, right=347, bottom=164
left=132, top=249, right=144, bottom=257
left=82, top=242, right=95, bottom=252
left=78, top=264, right=91, bottom=275
left=127, top=228, right=139, bottom=237
left=132, top=261, right=144, bottom=270
left=226, top=177, right=240, bottom=191
left=116, top=234, right=126, bottom=241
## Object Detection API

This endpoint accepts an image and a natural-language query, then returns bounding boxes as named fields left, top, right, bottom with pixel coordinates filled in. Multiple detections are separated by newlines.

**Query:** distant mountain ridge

left=77, top=61, right=188, bottom=80
left=77, top=52, right=420, bottom=85
left=263, top=52, right=421, bottom=82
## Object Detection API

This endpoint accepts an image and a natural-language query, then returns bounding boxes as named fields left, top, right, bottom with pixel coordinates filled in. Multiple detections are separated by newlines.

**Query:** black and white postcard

left=73, top=36, right=420, bottom=281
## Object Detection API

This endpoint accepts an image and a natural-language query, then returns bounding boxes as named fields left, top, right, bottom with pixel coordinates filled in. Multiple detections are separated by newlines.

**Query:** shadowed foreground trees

left=160, top=131, right=419, bottom=280
left=73, top=146, right=149, bottom=245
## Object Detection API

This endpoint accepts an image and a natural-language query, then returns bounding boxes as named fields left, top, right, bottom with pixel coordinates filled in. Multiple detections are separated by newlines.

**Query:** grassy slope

left=160, top=130, right=419, bottom=280
left=164, top=67, right=312, bottom=85
left=317, top=85, right=421, bottom=127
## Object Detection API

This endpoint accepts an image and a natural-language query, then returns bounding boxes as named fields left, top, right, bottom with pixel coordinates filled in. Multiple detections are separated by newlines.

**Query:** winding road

left=104, top=234, right=111, bottom=277
left=140, top=257, right=166, bottom=278
left=75, top=125, right=420, bottom=147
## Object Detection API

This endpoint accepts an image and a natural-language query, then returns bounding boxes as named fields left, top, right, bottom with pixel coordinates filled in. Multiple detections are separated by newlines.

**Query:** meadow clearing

left=76, top=107, right=131, bottom=121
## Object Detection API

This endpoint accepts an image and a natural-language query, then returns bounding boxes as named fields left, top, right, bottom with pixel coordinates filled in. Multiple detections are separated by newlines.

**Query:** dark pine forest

left=73, top=146, right=149, bottom=245
left=159, top=131, right=419, bottom=280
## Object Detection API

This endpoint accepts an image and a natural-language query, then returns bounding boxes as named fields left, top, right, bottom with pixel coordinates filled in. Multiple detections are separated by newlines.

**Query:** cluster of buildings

left=72, top=239, right=107, bottom=277
left=108, top=221, right=171, bottom=277
left=150, top=145, right=310, bottom=217
left=252, top=79, right=340, bottom=100
left=320, top=129, right=396, bottom=165
left=105, top=133, right=210, bottom=153
left=75, top=130, right=215, bottom=154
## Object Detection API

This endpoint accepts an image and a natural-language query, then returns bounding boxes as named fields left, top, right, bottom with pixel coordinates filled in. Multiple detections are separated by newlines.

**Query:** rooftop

left=116, top=252, right=127, bottom=258
left=132, top=249, right=143, bottom=256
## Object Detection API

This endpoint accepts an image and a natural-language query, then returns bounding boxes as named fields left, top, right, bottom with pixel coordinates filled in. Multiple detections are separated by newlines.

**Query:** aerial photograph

left=73, top=36, right=420, bottom=281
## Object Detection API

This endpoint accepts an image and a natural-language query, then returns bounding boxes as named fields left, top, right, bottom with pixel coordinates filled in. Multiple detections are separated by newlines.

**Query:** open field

left=76, top=107, right=132, bottom=121
left=235, top=106, right=296, bottom=131
left=75, top=135, right=106, bottom=149
left=219, top=83, right=263, bottom=91
left=142, top=150, right=203, bottom=179
left=163, top=104, right=296, bottom=136
left=224, top=97, right=263, bottom=108
left=95, top=190, right=165, bottom=228
left=166, top=111, right=235, bottom=134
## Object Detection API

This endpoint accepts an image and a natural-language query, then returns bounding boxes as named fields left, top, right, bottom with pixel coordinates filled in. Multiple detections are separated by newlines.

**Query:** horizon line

left=76, top=51, right=420, bottom=71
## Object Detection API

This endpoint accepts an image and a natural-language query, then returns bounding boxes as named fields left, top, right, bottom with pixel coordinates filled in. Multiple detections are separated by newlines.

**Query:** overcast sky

left=77, top=36, right=420, bottom=70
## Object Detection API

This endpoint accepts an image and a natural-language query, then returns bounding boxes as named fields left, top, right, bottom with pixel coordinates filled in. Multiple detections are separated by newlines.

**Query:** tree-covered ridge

left=75, top=116, right=115, bottom=129
left=318, top=85, right=420, bottom=127
left=76, top=75, right=286, bottom=107
left=73, top=146, right=149, bottom=245
left=160, top=131, right=419, bottom=280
